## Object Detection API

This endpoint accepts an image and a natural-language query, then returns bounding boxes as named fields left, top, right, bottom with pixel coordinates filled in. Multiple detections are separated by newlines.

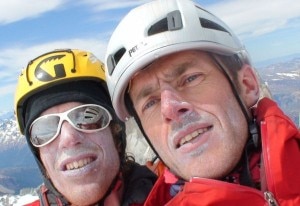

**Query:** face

left=130, top=50, right=258, bottom=181
left=39, top=102, right=120, bottom=205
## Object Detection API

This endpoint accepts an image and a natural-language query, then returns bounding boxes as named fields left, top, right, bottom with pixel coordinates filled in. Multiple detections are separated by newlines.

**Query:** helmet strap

left=211, top=54, right=263, bottom=187
left=211, top=54, right=252, bottom=123
left=125, top=93, right=164, bottom=165
left=211, top=54, right=261, bottom=148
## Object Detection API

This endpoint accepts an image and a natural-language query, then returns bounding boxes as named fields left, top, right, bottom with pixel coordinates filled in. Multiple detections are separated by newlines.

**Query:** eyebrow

left=133, top=61, right=194, bottom=104
left=134, top=85, right=156, bottom=104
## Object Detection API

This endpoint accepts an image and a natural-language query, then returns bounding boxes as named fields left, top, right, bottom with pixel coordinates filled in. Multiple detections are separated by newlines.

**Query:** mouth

left=176, top=126, right=213, bottom=148
left=65, top=157, right=95, bottom=171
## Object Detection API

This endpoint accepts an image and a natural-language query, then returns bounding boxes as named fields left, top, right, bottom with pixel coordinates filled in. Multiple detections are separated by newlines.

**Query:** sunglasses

left=29, top=104, right=112, bottom=147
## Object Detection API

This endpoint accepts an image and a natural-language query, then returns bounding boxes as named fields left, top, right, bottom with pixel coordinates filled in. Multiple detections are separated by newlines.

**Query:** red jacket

left=145, top=98, right=300, bottom=205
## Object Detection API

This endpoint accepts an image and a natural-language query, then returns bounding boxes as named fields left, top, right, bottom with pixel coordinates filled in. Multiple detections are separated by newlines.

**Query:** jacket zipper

left=264, top=191, right=278, bottom=206
left=261, top=121, right=279, bottom=206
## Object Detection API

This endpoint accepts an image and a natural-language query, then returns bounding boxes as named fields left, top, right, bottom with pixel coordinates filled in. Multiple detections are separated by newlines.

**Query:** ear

left=238, top=65, right=260, bottom=108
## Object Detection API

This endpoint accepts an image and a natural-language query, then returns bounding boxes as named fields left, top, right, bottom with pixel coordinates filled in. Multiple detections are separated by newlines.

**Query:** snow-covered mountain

left=0, top=192, right=38, bottom=206
left=0, top=112, right=25, bottom=151
left=258, top=57, right=300, bottom=80
left=0, top=111, right=14, bottom=121
left=0, top=113, right=42, bottom=199
left=257, top=57, right=300, bottom=126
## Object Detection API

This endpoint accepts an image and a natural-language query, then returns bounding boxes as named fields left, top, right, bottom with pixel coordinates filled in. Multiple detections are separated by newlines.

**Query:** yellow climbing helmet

left=14, top=49, right=106, bottom=134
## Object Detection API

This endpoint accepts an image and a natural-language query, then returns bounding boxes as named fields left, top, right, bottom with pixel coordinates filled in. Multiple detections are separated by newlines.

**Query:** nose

left=161, top=89, right=192, bottom=123
left=58, top=121, right=83, bottom=148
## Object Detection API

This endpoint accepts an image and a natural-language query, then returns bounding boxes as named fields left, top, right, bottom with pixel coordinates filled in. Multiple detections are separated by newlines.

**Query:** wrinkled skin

left=38, top=102, right=120, bottom=205
left=130, top=50, right=259, bottom=181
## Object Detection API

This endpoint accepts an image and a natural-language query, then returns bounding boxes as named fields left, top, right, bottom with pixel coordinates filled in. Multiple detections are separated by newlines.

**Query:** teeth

left=179, top=127, right=208, bottom=146
left=66, top=157, right=92, bottom=170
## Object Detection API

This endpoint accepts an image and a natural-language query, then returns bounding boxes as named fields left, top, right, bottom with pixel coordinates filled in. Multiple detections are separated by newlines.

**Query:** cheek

left=102, top=140, right=120, bottom=172
left=91, top=128, right=114, bottom=144
left=93, top=130, right=119, bottom=158
left=141, top=112, right=164, bottom=142
left=142, top=120, right=171, bottom=158
left=39, top=148, right=56, bottom=172
left=141, top=106, right=159, bottom=129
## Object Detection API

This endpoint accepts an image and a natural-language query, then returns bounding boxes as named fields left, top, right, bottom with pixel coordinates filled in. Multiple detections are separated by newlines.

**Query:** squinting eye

left=182, top=73, right=203, bottom=86
left=186, top=74, right=199, bottom=83
left=143, top=98, right=160, bottom=111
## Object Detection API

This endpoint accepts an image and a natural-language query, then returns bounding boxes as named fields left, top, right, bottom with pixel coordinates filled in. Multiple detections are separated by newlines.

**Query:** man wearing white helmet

left=105, top=0, right=300, bottom=205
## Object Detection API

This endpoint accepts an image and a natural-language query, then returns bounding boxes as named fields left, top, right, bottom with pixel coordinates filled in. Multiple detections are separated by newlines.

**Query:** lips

left=176, top=125, right=212, bottom=148
left=65, top=157, right=94, bottom=171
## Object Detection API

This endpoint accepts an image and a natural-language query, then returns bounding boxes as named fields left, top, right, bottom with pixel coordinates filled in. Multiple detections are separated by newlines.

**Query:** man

left=104, top=0, right=300, bottom=205
left=14, top=49, right=156, bottom=205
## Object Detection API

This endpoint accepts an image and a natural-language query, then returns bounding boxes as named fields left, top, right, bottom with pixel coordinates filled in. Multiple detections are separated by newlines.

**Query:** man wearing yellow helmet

left=104, top=0, right=300, bottom=205
left=14, top=49, right=156, bottom=205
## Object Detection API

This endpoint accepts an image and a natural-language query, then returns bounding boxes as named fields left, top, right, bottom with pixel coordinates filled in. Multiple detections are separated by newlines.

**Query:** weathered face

left=39, top=102, right=119, bottom=205
left=130, top=50, right=258, bottom=181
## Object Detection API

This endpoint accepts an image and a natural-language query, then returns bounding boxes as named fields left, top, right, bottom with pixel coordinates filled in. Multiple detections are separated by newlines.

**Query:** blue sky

left=1, top=0, right=300, bottom=112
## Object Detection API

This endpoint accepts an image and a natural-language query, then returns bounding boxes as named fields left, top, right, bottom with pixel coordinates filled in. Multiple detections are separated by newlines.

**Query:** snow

left=14, top=194, right=38, bottom=205
left=276, top=72, right=299, bottom=78
left=0, top=194, right=38, bottom=206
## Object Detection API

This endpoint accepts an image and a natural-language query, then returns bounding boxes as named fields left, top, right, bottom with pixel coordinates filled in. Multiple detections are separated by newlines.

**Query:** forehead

left=131, top=50, right=213, bottom=83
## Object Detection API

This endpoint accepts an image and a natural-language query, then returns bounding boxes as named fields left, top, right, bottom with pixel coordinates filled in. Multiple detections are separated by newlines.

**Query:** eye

left=181, top=73, right=204, bottom=87
left=142, top=98, right=160, bottom=112
left=186, top=75, right=198, bottom=83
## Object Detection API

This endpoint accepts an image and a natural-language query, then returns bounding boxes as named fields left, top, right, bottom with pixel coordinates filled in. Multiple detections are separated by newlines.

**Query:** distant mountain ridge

left=0, top=113, right=25, bottom=152
left=0, top=114, right=42, bottom=195
left=257, top=56, right=300, bottom=126
left=255, top=53, right=300, bottom=68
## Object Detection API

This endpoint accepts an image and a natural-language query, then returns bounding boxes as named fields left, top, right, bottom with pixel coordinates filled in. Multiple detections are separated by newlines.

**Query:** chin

left=65, top=185, right=106, bottom=205
left=68, top=194, right=102, bottom=206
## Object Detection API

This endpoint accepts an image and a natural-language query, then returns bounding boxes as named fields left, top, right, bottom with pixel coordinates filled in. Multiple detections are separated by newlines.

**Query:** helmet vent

left=148, top=10, right=182, bottom=36
left=107, top=47, right=126, bottom=75
left=148, top=18, right=168, bottom=36
left=199, top=18, right=230, bottom=35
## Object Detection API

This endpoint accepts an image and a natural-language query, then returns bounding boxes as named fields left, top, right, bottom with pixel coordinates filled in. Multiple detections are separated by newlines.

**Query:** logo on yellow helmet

left=34, top=52, right=74, bottom=82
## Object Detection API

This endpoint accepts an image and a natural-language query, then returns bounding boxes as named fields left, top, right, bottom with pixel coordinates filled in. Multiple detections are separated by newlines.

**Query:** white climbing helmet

left=105, top=0, right=251, bottom=121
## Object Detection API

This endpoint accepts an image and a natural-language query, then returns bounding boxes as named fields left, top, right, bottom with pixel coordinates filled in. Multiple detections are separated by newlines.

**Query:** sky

left=0, top=0, right=300, bottom=112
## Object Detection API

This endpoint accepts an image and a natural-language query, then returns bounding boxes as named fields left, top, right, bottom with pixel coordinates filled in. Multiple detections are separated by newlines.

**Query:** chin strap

left=249, top=118, right=260, bottom=148
left=239, top=117, right=261, bottom=188
left=211, top=54, right=252, bottom=124
left=125, top=93, right=162, bottom=162
left=211, top=54, right=262, bottom=188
